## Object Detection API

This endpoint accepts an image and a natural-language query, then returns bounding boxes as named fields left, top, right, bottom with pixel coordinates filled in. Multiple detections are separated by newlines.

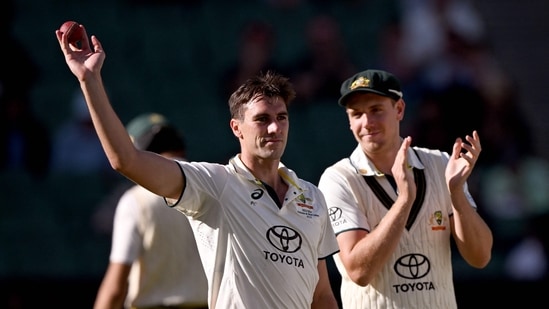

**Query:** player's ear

left=396, top=98, right=405, bottom=120
left=230, top=119, right=243, bottom=139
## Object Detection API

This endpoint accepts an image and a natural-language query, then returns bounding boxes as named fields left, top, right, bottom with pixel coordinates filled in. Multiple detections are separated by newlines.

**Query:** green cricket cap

left=338, top=69, right=403, bottom=106
left=126, top=113, right=185, bottom=153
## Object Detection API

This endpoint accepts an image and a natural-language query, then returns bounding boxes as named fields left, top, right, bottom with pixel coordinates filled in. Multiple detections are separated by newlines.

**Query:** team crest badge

left=350, top=77, right=370, bottom=90
left=429, top=210, right=446, bottom=231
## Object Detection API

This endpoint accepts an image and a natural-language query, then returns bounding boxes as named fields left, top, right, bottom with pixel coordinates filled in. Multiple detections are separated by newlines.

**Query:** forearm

left=346, top=199, right=412, bottom=285
left=451, top=191, right=493, bottom=268
left=93, top=264, right=129, bottom=309
left=80, top=74, right=136, bottom=172
left=311, top=260, right=340, bottom=309
left=311, top=295, right=339, bottom=309
left=93, top=291, right=125, bottom=309
left=80, top=77, right=181, bottom=197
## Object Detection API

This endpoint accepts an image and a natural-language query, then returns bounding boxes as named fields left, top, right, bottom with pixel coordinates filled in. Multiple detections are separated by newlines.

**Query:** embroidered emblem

left=350, top=77, right=370, bottom=90
left=429, top=210, right=447, bottom=231
left=296, top=193, right=317, bottom=218
left=297, top=193, right=313, bottom=209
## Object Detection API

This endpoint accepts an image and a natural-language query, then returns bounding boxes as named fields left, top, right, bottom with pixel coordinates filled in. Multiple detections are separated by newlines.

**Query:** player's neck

left=365, top=144, right=401, bottom=176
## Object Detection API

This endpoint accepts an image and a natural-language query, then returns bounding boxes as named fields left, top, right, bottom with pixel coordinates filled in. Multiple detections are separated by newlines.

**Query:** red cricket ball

left=59, top=20, right=84, bottom=45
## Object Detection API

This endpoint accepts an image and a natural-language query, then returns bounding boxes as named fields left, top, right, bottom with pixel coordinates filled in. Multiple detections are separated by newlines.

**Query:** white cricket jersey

left=170, top=155, right=339, bottom=309
left=318, top=145, right=477, bottom=309
left=110, top=184, right=208, bottom=308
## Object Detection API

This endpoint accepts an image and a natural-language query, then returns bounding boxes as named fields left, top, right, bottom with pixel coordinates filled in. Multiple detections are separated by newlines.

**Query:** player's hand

left=391, top=136, right=416, bottom=202
left=55, top=25, right=105, bottom=82
left=445, top=130, right=481, bottom=192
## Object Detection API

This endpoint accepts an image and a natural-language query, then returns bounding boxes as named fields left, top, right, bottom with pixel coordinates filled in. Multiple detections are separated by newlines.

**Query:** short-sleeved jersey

left=111, top=184, right=208, bottom=308
left=318, top=145, right=477, bottom=309
left=171, top=155, right=339, bottom=309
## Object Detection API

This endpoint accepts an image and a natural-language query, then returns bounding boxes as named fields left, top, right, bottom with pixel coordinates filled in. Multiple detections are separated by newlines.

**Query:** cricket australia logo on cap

left=264, top=225, right=305, bottom=268
left=350, top=76, right=370, bottom=90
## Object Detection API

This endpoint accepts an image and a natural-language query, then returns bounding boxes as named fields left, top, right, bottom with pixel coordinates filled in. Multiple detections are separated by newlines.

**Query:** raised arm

left=55, top=25, right=183, bottom=199
left=446, top=130, right=493, bottom=268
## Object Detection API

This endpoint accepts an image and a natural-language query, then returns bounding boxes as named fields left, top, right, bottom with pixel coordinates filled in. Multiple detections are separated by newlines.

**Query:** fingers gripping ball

left=59, top=20, right=85, bottom=46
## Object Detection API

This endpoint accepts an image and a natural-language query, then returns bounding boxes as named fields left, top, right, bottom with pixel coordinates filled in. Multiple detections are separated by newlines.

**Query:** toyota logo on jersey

left=264, top=226, right=305, bottom=268
left=394, top=253, right=430, bottom=279
left=328, top=207, right=342, bottom=222
left=266, top=225, right=302, bottom=253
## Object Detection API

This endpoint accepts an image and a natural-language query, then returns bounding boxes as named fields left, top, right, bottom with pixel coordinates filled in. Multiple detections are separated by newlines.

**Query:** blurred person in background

left=219, top=20, right=280, bottom=102
left=0, top=0, right=50, bottom=180
left=0, top=92, right=51, bottom=180
left=51, top=90, right=112, bottom=176
left=475, top=78, right=549, bottom=283
left=286, top=14, right=357, bottom=107
left=94, top=113, right=208, bottom=309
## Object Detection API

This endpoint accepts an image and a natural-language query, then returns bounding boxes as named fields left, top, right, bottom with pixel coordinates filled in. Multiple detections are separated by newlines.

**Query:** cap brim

left=338, top=88, right=396, bottom=106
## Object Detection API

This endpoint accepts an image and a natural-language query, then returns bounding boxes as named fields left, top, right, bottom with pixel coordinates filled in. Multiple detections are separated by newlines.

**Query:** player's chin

left=260, top=146, right=285, bottom=159
left=360, top=132, right=382, bottom=144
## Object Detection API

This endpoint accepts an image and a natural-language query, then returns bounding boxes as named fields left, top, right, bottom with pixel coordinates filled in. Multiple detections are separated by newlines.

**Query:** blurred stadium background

left=1, top=0, right=548, bottom=307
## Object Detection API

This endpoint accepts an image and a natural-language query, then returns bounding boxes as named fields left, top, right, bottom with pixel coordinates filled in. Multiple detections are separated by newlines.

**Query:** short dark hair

left=228, top=70, right=296, bottom=120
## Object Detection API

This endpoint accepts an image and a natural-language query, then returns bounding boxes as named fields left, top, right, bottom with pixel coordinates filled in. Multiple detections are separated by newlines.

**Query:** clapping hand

left=445, top=130, right=481, bottom=192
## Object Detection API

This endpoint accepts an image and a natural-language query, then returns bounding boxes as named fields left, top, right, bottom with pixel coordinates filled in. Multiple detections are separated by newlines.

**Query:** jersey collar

left=349, top=141, right=425, bottom=176
left=229, top=154, right=304, bottom=191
